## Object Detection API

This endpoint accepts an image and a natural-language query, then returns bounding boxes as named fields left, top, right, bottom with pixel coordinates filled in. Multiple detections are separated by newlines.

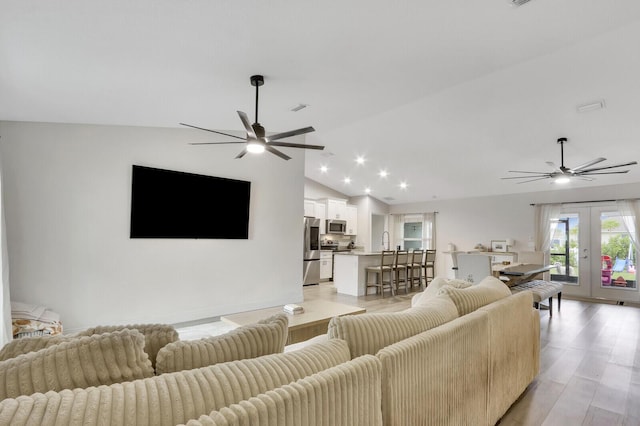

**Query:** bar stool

left=365, top=250, right=396, bottom=297
left=408, top=249, right=424, bottom=289
left=394, top=250, right=410, bottom=294
left=423, top=250, right=436, bottom=286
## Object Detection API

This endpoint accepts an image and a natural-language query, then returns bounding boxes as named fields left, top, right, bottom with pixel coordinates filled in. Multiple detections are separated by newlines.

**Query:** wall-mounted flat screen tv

left=130, top=165, right=251, bottom=239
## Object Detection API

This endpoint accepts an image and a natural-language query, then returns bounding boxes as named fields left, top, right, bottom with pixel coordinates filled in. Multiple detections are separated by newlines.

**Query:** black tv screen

left=130, top=165, right=251, bottom=239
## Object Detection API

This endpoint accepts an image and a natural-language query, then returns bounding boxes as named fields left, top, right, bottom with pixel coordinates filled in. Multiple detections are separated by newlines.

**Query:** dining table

left=492, top=263, right=554, bottom=287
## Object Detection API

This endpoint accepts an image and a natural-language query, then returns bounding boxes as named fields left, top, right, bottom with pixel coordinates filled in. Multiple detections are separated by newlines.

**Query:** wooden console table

left=221, top=300, right=366, bottom=344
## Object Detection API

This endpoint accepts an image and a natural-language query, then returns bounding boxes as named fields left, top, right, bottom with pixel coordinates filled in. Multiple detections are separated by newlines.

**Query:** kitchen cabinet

left=304, top=199, right=316, bottom=217
left=346, top=205, right=358, bottom=235
left=320, top=251, right=333, bottom=280
left=315, top=202, right=326, bottom=234
left=325, top=199, right=347, bottom=220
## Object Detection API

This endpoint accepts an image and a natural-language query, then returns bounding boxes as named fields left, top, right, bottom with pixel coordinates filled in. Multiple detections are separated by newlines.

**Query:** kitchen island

left=333, top=251, right=382, bottom=296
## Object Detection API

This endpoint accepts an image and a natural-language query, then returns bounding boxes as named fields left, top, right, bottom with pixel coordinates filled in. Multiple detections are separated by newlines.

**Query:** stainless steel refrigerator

left=303, top=217, right=321, bottom=285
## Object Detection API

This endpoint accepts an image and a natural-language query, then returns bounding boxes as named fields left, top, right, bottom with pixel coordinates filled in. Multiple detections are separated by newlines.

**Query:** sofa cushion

left=155, top=314, right=288, bottom=374
left=188, top=354, right=383, bottom=426
left=0, top=339, right=352, bottom=426
left=74, top=323, right=179, bottom=370
left=438, top=275, right=512, bottom=316
left=411, top=276, right=472, bottom=307
left=328, top=295, right=458, bottom=358
left=0, top=329, right=154, bottom=400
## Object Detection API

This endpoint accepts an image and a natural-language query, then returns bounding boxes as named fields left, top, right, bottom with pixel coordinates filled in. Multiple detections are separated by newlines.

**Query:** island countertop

left=334, top=251, right=382, bottom=256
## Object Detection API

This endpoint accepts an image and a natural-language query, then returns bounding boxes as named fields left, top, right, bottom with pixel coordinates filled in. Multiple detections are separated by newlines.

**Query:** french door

left=551, top=204, right=638, bottom=302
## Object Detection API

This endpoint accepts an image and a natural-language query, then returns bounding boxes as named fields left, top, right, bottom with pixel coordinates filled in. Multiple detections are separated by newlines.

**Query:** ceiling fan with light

left=502, top=137, right=637, bottom=184
left=180, top=75, right=324, bottom=160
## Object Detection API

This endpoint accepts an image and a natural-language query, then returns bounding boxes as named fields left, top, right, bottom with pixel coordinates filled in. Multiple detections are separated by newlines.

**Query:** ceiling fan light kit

left=181, top=75, right=324, bottom=160
left=502, top=137, right=637, bottom=184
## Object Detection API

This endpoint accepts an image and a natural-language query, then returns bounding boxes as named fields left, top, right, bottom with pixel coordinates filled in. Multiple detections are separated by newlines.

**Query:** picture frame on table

left=491, top=240, right=507, bottom=252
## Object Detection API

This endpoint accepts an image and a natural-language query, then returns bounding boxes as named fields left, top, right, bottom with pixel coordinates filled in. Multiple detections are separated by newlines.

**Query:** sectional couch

left=0, top=276, right=539, bottom=425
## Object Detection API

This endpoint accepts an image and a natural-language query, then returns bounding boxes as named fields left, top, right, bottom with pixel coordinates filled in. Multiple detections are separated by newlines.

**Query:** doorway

left=551, top=204, right=637, bottom=302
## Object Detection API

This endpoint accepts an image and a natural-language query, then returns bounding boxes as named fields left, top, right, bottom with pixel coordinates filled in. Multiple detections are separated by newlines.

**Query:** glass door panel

left=551, top=208, right=591, bottom=298
left=592, top=208, right=638, bottom=301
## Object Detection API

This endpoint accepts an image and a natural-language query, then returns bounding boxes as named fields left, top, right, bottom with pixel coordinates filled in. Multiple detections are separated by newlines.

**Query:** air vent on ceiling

left=509, top=0, right=532, bottom=6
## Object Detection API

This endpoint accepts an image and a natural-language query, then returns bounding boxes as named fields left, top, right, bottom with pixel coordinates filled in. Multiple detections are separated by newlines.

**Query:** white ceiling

left=2, top=0, right=640, bottom=204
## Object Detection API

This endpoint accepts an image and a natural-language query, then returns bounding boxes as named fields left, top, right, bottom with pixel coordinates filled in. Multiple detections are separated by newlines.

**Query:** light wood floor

left=305, top=282, right=640, bottom=426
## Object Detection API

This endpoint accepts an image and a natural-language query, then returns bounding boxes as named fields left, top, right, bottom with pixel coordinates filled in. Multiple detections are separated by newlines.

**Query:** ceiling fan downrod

left=557, top=137, right=567, bottom=170
left=250, top=75, right=264, bottom=125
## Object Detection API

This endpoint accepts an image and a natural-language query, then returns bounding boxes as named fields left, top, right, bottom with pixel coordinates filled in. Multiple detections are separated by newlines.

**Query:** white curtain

left=534, top=204, right=561, bottom=280
left=389, top=214, right=403, bottom=250
left=616, top=199, right=640, bottom=264
left=0, top=160, right=12, bottom=346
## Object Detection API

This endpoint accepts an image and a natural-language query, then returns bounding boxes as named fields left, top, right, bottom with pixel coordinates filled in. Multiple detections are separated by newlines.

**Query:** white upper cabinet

left=315, top=202, right=326, bottom=234
left=346, top=205, right=358, bottom=235
left=304, top=199, right=316, bottom=217
left=325, top=198, right=347, bottom=220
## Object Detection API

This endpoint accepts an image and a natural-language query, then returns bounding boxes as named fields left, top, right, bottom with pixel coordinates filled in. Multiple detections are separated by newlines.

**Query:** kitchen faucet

left=382, top=231, right=390, bottom=251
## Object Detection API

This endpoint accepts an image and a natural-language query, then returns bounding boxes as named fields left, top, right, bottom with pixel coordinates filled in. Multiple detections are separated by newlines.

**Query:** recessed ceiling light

left=355, top=156, right=365, bottom=165
left=364, top=187, right=371, bottom=194
left=320, top=165, right=328, bottom=173
left=379, top=170, right=388, bottom=178
left=344, top=177, right=351, bottom=184
left=400, top=182, right=408, bottom=189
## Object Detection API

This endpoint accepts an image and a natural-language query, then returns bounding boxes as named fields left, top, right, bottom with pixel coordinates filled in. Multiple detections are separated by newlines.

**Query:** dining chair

left=365, top=250, right=396, bottom=297
left=423, top=250, right=436, bottom=286
left=393, top=250, right=410, bottom=294
left=456, top=254, right=492, bottom=284
left=407, top=249, right=424, bottom=289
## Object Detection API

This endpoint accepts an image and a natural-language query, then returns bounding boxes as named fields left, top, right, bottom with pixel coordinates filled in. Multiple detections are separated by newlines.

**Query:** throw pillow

left=411, top=276, right=472, bottom=307
left=438, top=276, right=511, bottom=316
left=155, top=313, right=288, bottom=374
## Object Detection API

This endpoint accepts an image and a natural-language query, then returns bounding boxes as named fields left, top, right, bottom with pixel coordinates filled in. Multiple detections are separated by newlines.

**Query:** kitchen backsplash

left=321, top=234, right=354, bottom=247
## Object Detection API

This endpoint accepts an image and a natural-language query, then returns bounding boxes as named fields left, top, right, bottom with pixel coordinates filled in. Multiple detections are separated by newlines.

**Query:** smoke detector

left=509, top=0, right=533, bottom=6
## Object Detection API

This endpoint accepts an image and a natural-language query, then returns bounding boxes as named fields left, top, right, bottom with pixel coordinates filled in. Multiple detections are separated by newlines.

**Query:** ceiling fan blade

left=569, top=157, right=606, bottom=172
left=264, top=145, right=291, bottom=160
left=268, top=141, right=325, bottom=150
left=267, top=126, right=315, bottom=141
left=235, top=149, right=248, bottom=159
left=515, top=177, right=552, bottom=184
left=574, top=176, right=594, bottom=181
left=578, top=170, right=631, bottom=176
left=507, top=170, right=552, bottom=174
left=576, top=161, right=638, bottom=173
left=180, top=123, right=246, bottom=141
left=189, top=141, right=245, bottom=145
left=501, top=175, right=550, bottom=180
left=237, top=111, right=257, bottom=139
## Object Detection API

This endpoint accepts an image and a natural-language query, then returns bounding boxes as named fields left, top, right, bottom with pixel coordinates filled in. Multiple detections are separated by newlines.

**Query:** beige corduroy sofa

left=0, top=276, right=539, bottom=425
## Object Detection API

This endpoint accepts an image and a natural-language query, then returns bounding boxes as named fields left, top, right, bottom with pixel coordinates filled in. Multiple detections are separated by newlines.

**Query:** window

left=392, top=213, right=435, bottom=250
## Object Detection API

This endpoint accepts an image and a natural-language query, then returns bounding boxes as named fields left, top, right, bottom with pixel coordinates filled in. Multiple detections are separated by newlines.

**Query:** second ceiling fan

left=502, top=137, right=637, bottom=184
left=181, top=75, right=324, bottom=160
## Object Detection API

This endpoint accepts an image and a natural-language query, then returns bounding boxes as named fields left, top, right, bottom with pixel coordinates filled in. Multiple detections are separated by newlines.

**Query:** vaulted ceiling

left=2, top=0, right=640, bottom=203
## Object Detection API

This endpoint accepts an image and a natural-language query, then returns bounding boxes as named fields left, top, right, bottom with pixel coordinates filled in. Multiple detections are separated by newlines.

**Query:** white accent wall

left=0, top=121, right=305, bottom=332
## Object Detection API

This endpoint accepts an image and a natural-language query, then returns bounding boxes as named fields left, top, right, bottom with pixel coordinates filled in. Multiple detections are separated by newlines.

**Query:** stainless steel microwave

left=326, top=219, right=347, bottom=234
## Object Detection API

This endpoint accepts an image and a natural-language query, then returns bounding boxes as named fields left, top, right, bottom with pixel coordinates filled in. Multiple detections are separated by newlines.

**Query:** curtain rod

left=530, top=198, right=639, bottom=206
left=390, top=211, right=439, bottom=215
